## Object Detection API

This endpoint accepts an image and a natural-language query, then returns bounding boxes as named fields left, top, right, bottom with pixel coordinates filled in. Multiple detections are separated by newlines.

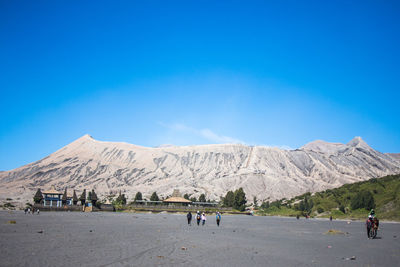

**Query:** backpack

left=197, top=215, right=200, bottom=220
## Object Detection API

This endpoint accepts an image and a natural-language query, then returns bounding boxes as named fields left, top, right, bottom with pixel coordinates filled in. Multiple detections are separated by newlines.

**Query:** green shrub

left=339, top=205, right=346, bottom=214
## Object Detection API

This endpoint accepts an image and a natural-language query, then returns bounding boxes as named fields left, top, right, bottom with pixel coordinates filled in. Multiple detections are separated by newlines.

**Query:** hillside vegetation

left=257, top=174, right=400, bottom=221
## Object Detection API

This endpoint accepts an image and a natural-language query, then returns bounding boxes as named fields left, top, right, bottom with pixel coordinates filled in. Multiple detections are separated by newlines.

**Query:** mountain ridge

left=1, top=135, right=399, bottom=207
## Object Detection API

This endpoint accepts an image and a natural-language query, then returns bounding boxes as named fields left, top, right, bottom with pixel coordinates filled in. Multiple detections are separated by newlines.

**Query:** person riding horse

left=366, top=214, right=379, bottom=238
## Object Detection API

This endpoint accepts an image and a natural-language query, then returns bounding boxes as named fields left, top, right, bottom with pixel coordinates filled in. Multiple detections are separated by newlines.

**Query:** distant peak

left=347, top=136, right=369, bottom=148
left=81, top=134, right=94, bottom=140
left=70, top=134, right=94, bottom=144
left=350, top=136, right=362, bottom=142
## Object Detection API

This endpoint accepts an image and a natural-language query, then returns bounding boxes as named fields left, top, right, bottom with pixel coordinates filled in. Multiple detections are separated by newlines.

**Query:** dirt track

left=0, top=211, right=399, bottom=266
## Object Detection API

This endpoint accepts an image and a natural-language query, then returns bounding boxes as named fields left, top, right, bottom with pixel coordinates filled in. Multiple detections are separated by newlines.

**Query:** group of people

left=365, top=209, right=379, bottom=238
left=186, top=211, right=222, bottom=226
left=24, top=207, right=39, bottom=215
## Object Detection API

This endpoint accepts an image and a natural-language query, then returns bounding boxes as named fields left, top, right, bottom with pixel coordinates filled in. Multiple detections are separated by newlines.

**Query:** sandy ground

left=0, top=211, right=399, bottom=267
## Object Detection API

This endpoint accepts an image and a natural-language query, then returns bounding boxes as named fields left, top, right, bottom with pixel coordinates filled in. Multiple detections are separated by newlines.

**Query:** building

left=62, top=189, right=76, bottom=206
left=43, top=186, right=63, bottom=207
left=163, top=189, right=192, bottom=206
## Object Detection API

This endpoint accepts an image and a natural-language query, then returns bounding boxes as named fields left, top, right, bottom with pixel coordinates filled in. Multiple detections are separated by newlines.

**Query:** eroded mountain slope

left=1, top=135, right=399, bottom=206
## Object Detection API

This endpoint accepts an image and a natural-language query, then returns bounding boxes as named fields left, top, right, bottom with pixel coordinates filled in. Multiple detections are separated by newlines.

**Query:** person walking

left=216, top=212, right=221, bottom=227
left=187, top=211, right=192, bottom=226
left=196, top=211, right=201, bottom=226
left=201, top=212, right=206, bottom=226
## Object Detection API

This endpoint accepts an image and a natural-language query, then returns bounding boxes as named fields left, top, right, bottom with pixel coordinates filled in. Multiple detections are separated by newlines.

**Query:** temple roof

left=42, top=186, right=62, bottom=195
left=163, top=196, right=191, bottom=203
left=163, top=189, right=191, bottom=203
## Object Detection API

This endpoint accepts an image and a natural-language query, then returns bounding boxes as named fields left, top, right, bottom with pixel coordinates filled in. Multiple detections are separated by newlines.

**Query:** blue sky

left=1, top=0, right=399, bottom=170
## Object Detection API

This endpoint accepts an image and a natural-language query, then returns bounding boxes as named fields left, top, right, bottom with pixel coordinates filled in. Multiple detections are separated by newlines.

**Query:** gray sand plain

left=0, top=211, right=399, bottom=267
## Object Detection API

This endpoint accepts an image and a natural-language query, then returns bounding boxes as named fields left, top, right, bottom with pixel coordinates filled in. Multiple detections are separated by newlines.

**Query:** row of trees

left=130, top=191, right=210, bottom=203
left=260, top=199, right=284, bottom=210
left=113, top=191, right=160, bottom=205
left=183, top=193, right=207, bottom=203
left=79, top=189, right=98, bottom=206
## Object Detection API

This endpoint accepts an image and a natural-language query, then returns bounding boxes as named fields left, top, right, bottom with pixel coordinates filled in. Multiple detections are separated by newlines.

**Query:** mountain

left=386, top=153, right=400, bottom=161
left=0, top=135, right=399, bottom=206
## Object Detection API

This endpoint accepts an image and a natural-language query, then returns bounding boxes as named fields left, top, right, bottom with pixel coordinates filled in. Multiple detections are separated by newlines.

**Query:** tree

left=88, top=191, right=92, bottom=201
left=190, top=196, right=197, bottom=202
left=183, top=193, right=190, bottom=200
left=91, top=189, right=98, bottom=206
left=72, top=190, right=78, bottom=205
left=233, top=188, right=247, bottom=211
left=33, top=188, right=43, bottom=204
left=297, top=195, right=313, bottom=214
left=351, top=190, right=375, bottom=210
left=134, top=192, right=143, bottom=201
left=62, top=188, right=67, bottom=205
left=223, top=191, right=235, bottom=207
left=253, top=196, right=258, bottom=208
left=299, top=200, right=305, bottom=211
left=79, top=189, right=86, bottom=205
left=199, top=193, right=206, bottom=203
left=305, top=197, right=313, bottom=213
left=150, top=192, right=159, bottom=201
left=260, top=201, right=270, bottom=209
left=121, top=194, right=126, bottom=205
left=115, top=191, right=127, bottom=205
